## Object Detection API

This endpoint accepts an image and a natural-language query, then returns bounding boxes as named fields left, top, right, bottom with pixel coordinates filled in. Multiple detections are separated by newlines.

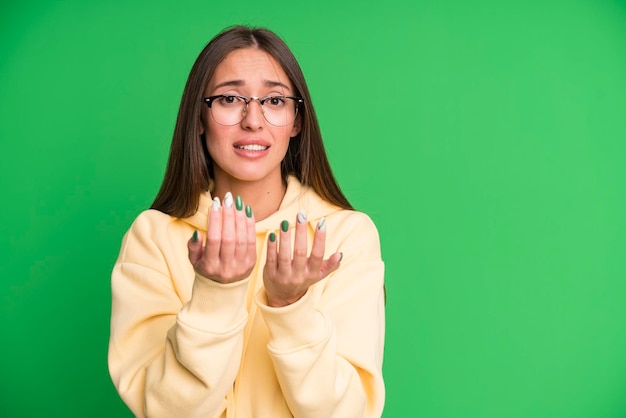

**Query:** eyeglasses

left=202, top=95, right=303, bottom=127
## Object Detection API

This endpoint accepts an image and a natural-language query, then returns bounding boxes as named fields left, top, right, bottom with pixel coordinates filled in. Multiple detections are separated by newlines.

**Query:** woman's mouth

left=235, top=144, right=269, bottom=151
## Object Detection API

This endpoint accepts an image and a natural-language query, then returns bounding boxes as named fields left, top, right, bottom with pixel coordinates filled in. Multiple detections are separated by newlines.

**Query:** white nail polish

left=212, top=197, right=221, bottom=211
left=223, top=192, right=233, bottom=208
left=317, top=217, right=326, bottom=232
left=297, top=210, right=306, bottom=224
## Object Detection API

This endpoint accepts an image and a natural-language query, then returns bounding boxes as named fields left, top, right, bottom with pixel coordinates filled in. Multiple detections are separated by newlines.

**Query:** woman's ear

left=199, top=114, right=205, bottom=135
left=290, top=114, right=302, bottom=138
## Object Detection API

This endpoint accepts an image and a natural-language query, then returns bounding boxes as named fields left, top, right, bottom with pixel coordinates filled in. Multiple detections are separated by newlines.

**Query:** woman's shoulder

left=128, top=208, right=177, bottom=230
left=296, top=182, right=377, bottom=231
left=116, top=209, right=186, bottom=263
left=120, top=208, right=185, bottom=246
left=328, top=208, right=379, bottom=232
left=326, top=209, right=381, bottom=257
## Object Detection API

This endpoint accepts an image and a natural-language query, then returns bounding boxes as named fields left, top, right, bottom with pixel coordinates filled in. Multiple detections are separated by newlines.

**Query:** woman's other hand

left=188, top=192, right=257, bottom=283
left=263, top=211, right=342, bottom=307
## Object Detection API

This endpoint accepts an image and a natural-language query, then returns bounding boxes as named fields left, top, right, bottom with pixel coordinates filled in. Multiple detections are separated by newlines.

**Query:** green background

left=2, top=0, right=625, bottom=417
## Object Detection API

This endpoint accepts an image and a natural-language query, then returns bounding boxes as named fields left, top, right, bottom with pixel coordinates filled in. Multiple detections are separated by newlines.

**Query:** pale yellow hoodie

left=108, top=177, right=385, bottom=418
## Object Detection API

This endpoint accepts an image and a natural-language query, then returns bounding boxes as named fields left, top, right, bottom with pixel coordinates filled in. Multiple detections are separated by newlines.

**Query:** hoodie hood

left=182, top=176, right=343, bottom=234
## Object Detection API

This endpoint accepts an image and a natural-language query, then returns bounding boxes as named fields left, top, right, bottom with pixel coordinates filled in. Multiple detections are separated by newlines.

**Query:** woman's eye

left=219, top=95, right=239, bottom=105
left=266, top=96, right=285, bottom=107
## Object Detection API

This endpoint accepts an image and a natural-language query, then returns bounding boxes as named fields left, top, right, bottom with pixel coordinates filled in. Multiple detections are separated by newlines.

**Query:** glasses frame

left=202, top=94, right=304, bottom=127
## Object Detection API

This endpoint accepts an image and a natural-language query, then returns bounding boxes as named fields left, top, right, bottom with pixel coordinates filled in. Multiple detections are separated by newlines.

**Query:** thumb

left=319, top=252, right=343, bottom=278
left=187, top=230, right=203, bottom=265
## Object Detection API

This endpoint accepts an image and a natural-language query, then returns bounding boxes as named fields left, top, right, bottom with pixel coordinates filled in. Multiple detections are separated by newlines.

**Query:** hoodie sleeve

left=108, top=212, right=247, bottom=418
left=255, top=211, right=386, bottom=418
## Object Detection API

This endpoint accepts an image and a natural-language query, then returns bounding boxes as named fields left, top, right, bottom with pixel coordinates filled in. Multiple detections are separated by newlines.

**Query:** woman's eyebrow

left=264, top=80, right=290, bottom=90
left=213, top=80, right=244, bottom=90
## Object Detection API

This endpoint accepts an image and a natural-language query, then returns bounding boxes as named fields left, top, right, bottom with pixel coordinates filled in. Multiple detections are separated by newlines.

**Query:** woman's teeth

left=236, top=144, right=268, bottom=151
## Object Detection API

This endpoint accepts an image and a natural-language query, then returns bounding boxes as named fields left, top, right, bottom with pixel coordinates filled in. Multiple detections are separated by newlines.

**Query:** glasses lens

left=210, top=96, right=246, bottom=126
left=262, top=96, right=298, bottom=127
left=209, top=96, right=300, bottom=126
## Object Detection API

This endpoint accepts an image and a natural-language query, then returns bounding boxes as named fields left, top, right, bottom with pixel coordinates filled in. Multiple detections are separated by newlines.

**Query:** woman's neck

left=212, top=174, right=287, bottom=222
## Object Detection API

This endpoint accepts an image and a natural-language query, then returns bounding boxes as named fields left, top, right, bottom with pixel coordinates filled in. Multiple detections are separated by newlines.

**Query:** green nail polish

left=245, top=205, right=252, bottom=218
left=269, top=232, right=276, bottom=242
left=192, top=230, right=198, bottom=243
left=281, top=220, right=289, bottom=232
left=235, top=195, right=243, bottom=211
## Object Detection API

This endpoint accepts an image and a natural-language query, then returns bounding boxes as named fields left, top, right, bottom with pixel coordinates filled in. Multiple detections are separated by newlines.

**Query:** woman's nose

left=241, top=100, right=265, bottom=129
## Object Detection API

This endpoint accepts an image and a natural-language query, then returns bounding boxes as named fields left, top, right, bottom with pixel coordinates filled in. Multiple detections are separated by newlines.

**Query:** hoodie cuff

left=255, top=288, right=328, bottom=352
left=179, top=274, right=249, bottom=334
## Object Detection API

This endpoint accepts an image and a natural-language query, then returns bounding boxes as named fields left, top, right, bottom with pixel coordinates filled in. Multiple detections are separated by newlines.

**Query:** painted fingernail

left=245, top=205, right=252, bottom=218
left=212, top=197, right=221, bottom=211
left=297, top=210, right=306, bottom=224
left=281, top=220, right=289, bottom=232
left=339, top=252, right=343, bottom=262
left=192, top=230, right=198, bottom=243
left=223, top=192, right=233, bottom=208
left=235, top=195, right=243, bottom=211
left=269, top=232, right=276, bottom=242
left=317, top=217, right=326, bottom=232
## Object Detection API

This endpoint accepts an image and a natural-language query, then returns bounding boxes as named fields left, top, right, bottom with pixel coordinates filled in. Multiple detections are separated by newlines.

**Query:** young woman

left=108, top=25, right=385, bottom=418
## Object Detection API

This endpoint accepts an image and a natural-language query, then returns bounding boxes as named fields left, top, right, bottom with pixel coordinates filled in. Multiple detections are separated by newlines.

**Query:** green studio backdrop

left=1, top=0, right=625, bottom=417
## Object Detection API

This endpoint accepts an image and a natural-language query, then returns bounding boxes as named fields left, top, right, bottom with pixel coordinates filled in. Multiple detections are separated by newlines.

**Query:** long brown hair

left=151, top=25, right=352, bottom=217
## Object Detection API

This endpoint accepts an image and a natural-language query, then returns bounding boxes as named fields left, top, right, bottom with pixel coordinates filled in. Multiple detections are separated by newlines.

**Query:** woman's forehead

left=208, top=48, right=293, bottom=92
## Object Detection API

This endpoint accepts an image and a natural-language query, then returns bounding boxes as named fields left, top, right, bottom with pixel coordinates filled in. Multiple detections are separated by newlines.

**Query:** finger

left=187, top=230, right=203, bottom=265
left=265, top=232, right=278, bottom=274
left=292, top=210, right=308, bottom=271
left=220, top=192, right=236, bottom=260
left=205, top=197, right=222, bottom=261
left=278, top=219, right=292, bottom=269
left=233, top=195, right=248, bottom=260
left=245, top=204, right=257, bottom=263
left=319, top=252, right=343, bottom=278
left=308, top=217, right=327, bottom=273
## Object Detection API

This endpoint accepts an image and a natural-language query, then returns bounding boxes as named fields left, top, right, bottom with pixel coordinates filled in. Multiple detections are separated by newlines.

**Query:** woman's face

left=200, top=47, right=301, bottom=189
